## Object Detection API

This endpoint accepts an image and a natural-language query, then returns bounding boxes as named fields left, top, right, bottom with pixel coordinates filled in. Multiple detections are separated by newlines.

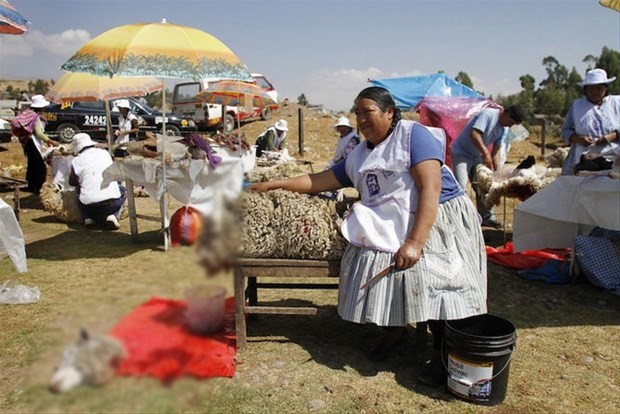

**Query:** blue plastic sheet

left=369, top=73, right=483, bottom=110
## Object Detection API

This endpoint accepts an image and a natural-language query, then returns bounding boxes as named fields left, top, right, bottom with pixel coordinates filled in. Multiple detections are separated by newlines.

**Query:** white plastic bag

left=0, top=280, right=40, bottom=304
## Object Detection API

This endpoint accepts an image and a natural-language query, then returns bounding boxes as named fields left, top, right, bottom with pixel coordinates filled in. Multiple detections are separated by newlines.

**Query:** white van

left=172, top=73, right=278, bottom=133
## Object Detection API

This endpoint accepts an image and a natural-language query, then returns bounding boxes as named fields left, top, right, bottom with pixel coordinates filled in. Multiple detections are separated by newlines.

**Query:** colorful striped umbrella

left=0, top=0, right=28, bottom=35
left=46, top=72, right=162, bottom=103
left=60, top=19, right=253, bottom=251
left=61, top=19, right=251, bottom=81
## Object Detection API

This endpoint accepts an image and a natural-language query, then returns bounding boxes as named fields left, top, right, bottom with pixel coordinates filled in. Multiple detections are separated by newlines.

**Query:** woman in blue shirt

left=247, top=87, right=487, bottom=386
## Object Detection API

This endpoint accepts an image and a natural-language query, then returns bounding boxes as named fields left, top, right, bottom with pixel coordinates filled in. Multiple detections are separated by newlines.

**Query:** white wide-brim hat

left=73, top=133, right=96, bottom=155
left=30, top=94, right=50, bottom=108
left=334, top=116, right=353, bottom=129
left=578, top=68, right=616, bottom=87
left=115, top=99, right=131, bottom=109
left=274, top=119, right=288, bottom=132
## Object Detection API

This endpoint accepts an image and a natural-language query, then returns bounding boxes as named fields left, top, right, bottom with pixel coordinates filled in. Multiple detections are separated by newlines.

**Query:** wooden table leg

left=126, top=179, right=138, bottom=242
left=159, top=194, right=170, bottom=251
left=234, top=266, right=247, bottom=350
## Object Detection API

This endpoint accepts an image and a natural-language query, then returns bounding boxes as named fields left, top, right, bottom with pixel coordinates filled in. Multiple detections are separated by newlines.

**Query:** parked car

left=0, top=118, right=13, bottom=143
left=42, top=97, right=197, bottom=142
left=172, top=73, right=278, bottom=133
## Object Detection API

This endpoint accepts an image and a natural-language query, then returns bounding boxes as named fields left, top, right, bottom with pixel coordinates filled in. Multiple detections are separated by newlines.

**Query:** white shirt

left=326, top=130, right=360, bottom=168
left=115, top=112, right=138, bottom=147
left=72, top=147, right=121, bottom=205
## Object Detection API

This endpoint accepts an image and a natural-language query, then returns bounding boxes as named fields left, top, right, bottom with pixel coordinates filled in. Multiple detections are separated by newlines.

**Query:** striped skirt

left=337, top=194, right=487, bottom=326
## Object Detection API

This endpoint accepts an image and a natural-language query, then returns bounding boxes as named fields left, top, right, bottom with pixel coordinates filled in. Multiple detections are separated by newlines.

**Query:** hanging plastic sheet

left=0, top=198, right=26, bottom=273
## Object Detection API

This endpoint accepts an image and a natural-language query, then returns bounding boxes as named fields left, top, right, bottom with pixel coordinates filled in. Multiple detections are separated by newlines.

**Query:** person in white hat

left=13, top=94, right=59, bottom=194
left=561, top=68, right=620, bottom=175
left=113, top=99, right=139, bottom=157
left=69, top=133, right=126, bottom=230
left=255, top=119, right=288, bottom=157
left=326, top=116, right=360, bottom=169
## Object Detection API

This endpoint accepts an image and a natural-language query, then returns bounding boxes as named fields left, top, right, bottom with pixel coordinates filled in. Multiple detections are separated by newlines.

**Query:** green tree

left=455, top=71, right=474, bottom=89
left=33, top=79, right=50, bottom=95
left=540, top=56, right=569, bottom=88
left=590, top=46, right=620, bottom=95
left=297, top=93, right=308, bottom=106
left=517, top=74, right=536, bottom=117
left=565, top=67, right=583, bottom=112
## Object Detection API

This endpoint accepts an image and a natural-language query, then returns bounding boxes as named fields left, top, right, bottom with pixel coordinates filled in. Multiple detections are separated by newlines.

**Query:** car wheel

left=163, top=124, right=181, bottom=136
left=261, top=107, right=273, bottom=120
left=56, top=123, right=79, bottom=142
left=223, top=114, right=235, bottom=134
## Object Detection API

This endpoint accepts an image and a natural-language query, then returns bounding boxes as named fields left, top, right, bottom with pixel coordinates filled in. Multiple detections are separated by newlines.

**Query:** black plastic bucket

left=443, top=313, right=516, bottom=405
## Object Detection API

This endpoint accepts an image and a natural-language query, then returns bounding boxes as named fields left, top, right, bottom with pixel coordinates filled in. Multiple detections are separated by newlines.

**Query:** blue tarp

left=370, top=73, right=484, bottom=110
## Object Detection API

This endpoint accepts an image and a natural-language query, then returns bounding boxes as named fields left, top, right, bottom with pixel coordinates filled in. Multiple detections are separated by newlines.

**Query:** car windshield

left=110, top=98, right=155, bottom=115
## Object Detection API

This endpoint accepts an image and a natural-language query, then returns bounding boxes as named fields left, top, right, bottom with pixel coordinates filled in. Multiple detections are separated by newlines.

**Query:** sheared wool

left=475, top=164, right=561, bottom=208
left=247, top=162, right=310, bottom=183
left=544, top=147, right=569, bottom=168
left=239, top=190, right=348, bottom=260
left=39, top=182, right=82, bottom=224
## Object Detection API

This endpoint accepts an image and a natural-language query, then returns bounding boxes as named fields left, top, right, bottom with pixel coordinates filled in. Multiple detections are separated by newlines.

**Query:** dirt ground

left=1, top=104, right=619, bottom=414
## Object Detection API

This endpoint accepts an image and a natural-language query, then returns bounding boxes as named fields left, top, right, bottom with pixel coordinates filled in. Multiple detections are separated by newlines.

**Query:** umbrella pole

left=161, top=80, right=170, bottom=251
left=237, top=93, right=241, bottom=139
left=105, top=100, right=113, bottom=155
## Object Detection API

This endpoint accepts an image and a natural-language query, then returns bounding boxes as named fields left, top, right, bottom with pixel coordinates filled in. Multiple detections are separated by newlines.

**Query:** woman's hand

left=572, top=135, right=595, bottom=146
left=245, top=182, right=271, bottom=193
left=394, top=239, right=423, bottom=270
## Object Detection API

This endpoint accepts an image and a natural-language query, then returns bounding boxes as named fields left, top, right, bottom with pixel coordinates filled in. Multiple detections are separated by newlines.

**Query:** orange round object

left=170, top=206, right=203, bottom=247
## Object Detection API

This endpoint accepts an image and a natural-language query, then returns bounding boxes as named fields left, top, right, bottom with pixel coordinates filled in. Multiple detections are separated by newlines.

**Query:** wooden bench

left=233, top=258, right=429, bottom=350
left=234, top=258, right=340, bottom=349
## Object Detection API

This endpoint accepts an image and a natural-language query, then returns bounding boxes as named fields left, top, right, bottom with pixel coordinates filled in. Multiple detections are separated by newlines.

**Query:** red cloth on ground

left=109, top=296, right=236, bottom=382
left=486, top=242, right=570, bottom=270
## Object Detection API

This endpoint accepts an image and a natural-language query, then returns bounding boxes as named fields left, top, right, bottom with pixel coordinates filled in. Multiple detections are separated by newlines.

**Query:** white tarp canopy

left=513, top=176, right=620, bottom=252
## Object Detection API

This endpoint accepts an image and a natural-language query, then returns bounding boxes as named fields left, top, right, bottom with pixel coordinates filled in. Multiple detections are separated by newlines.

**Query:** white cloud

left=1, top=29, right=91, bottom=59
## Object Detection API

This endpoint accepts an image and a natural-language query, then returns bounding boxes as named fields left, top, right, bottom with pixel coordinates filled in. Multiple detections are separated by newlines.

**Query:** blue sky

left=1, top=0, right=619, bottom=112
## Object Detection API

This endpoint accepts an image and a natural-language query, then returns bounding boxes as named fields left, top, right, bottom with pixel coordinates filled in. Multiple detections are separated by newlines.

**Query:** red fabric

left=486, top=242, right=571, bottom=270
left=109, top=296, right=236, bottom=382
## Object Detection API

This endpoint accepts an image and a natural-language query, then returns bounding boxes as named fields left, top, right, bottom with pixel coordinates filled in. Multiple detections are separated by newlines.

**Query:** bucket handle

left=441, top=340, right=516, bottom=382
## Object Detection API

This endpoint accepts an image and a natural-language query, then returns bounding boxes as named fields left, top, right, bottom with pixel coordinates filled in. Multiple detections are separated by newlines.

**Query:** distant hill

left=0, top=79, right=56, bottom=100
left=0, top=79, right=33, bottom=99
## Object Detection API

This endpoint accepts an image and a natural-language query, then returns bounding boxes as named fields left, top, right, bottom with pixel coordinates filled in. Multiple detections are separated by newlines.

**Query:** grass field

left=1, top=105, right=619, bottom=413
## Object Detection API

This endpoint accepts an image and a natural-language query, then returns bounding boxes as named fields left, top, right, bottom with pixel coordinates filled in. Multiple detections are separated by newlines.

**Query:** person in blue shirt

left=451, top=105, right=525, bottom=228
left=247, top=86, right=488, bottom=387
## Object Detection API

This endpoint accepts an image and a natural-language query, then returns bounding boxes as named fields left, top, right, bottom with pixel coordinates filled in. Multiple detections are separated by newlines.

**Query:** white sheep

left=49, top=328, right=126, bottom=393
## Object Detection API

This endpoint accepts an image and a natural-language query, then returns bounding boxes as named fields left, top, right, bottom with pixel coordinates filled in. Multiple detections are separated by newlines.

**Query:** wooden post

left=540, top=120, right=547, bottom=159
left=531, top=115, right=547, bottom=160
left=298, top=107, right=304, bottom=156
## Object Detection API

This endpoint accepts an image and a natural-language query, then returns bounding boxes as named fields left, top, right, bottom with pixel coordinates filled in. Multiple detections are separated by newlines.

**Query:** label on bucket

left=447, top=354, right=493, bottom=400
